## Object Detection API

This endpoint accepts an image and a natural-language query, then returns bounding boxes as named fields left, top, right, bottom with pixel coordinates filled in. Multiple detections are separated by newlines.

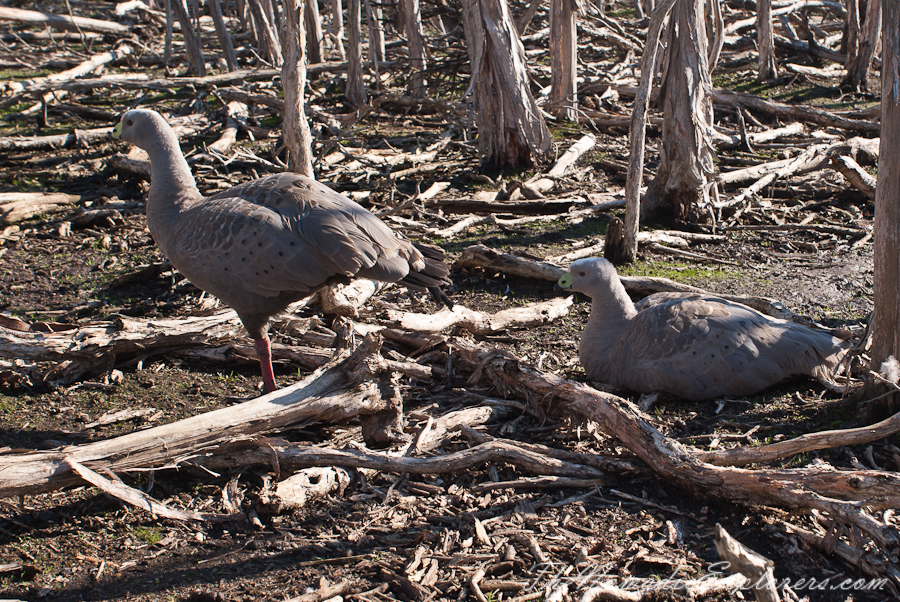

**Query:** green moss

left=134, top=526, right=163, bottom=544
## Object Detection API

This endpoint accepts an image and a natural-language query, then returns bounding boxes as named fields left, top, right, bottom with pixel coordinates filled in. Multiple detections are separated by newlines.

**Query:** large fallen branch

left=0, top=337, right=394, bottom=498
left=0, top=6, right=130, bottom=34
left=0, top=192, right=95, bottom=225
left=378, top=297, right=574, bottom=334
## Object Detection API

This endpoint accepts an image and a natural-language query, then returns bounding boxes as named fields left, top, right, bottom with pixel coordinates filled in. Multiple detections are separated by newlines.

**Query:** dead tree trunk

left=549, top=0, right=579, bottom=121
left=305, top=0, right=325, bottom=64
left=642, top=0, right=716, bottom=223
left=282, top=0, right=315, bottom=176
left=871, top=0, right=900, bottom=395
left=843, top=0, right=881, bottom=91
left=170, top=0, right=207, bottom=75
left=460, top=0, right=551, bottom=170
left=249, top=0, right=283, bottom=65
left=618, top=0, right=676, bottom=264
left=757, top=0, right=777, bottom=80
left=845, top=0, right=861, bottom=80
left=328, top=0, right=346, bottom=59
left=366, top=0, right=386, bottom=64
left=347, top=0, right=367, bottom=107
left=209, top=0, right=238, bottom=70
left=401, top=0, right=428, bottom=97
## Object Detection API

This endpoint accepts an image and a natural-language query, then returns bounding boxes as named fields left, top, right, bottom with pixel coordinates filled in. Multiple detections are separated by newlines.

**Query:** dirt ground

left=0, top=2, right=895, bottom=601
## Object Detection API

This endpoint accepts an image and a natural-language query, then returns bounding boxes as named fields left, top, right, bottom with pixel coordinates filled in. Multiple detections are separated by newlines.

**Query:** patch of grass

left=134, top=526, right=163, bottom=544
left=618, top=261, right=736, bottom=283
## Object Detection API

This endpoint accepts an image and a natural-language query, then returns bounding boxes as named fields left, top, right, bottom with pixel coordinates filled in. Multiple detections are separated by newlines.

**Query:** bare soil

left=0, top=3, right=893, bottom=601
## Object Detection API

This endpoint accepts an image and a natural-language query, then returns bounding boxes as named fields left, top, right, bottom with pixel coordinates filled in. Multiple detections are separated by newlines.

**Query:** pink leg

left=254, top=335, right=278, bottom=393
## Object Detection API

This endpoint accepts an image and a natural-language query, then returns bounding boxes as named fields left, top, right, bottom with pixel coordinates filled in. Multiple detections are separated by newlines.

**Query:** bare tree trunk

left=210, top=0, right=238, bottom=71
left=757, top=0, right=777, bottom=79
left=170, top=0, right=207, bottom=75
left=305, top=0, right=325, bottom=63
left=164, top=0, right=174, bottom=68
left=401, top=0, right=427, bottom=96
left=282, top=0, right=315, bottom=176
left=844, top=0, right=881, bottom=90
left=366, top=0, right=386, bottom=64
left=328, top=0, right=346, bottom=59
left=708, top=0, right=724, bottom=71
left=347, top=0, right=368, bottom=107
left=642, top=0, right=715, bottom=223
left=617, top=0, right=677, bottom=264
left=871, top=0, right=900, bottom=375
left=460, top=0, right=551, bottom=170
left=249, top=0, right=284, bottom=64
left=845, top=0, right=861, bottom=78
left=549, top=0, right=579, bottom=121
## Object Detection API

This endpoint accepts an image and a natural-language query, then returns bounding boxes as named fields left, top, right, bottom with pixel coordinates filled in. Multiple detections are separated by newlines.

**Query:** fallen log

left=0, top=337, right=394, bottom=499
left=0, top=126, right=115, bottom=152
left=696, top=408, right=900, bottom=467
left=0, top=192, right=93, bottom=225
left=425, top=197, right=590, bottom=215
left=378, top=297, right=574, bottom=334
left=832, top=155, right=877, bottom=200
left=0, top=6, right=130, bottom=34
left=0, top=45, right=133, bottom=96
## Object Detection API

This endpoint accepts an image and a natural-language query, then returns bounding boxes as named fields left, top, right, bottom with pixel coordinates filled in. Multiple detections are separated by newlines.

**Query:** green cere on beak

left=557, top=273, right=574, bottom=289
left=112, top=121, right=123, bottom=139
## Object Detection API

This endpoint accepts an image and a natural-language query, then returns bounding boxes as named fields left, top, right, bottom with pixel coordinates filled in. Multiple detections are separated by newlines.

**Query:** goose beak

left=112, top=121, right=123, bottom=139
left=555, top=272, right=573, bottom=292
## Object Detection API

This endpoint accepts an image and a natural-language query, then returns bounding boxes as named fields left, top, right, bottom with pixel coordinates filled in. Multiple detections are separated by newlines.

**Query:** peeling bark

left=549, top=0, right=579, bottom=120
left=460, top=0, right=551, bottom=169
left=642, top=0, right=716, bottom=224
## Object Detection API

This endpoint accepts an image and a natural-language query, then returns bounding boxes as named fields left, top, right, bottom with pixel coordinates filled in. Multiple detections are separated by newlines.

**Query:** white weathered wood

left=282, top=0, right=315, bottom=176
left=832, top=154, right=877, bottom=199
left=714, top=525, right=779, bottom=602
left=549, top=0, right=579, bottom=120
left=207, top=101, right=249, bottom=154
left=621, top=0, right=677, bottom=263
left=757, top=0, right=777, bottom=79
left=0, top=45, right=132, bottom=95
left=0, top=6, right=130, bottom=33
left=642, top=0, right=716, bottom=224
left=380, top=297, right=574, bottom=334
left=0, top=193, right=88, bottom=225
left=460, top=0, right=551, bottom=168
left=0, top=338, right=391, bottom=498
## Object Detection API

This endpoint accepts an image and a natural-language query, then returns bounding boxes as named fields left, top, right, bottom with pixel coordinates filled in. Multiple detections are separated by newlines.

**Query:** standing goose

left=113, top=109, right=450, bottom=393
left=557, top=257, right=848, bottom=401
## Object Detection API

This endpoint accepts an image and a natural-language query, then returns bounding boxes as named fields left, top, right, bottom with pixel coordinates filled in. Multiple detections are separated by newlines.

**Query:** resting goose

left=557, top=257, right=847, bottom=400
left=113, top=109, right=449, bottom=393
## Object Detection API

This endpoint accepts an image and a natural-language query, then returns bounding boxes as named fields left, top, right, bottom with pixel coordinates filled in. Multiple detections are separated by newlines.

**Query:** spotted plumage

left=557, top=257, right=847, bottom=401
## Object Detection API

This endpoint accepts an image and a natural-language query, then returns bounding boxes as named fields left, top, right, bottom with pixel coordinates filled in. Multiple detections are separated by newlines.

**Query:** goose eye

left=126, top=119, right=134, bottom=126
